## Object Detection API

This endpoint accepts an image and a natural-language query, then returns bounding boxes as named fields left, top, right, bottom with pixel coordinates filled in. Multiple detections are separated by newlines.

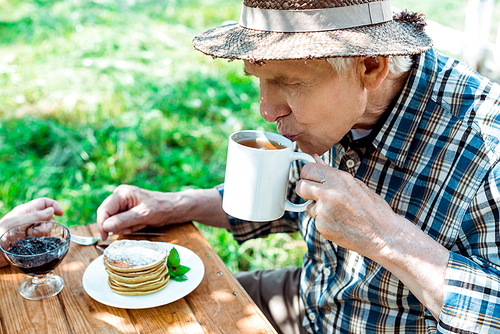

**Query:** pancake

left=108, top=275, right=170, bottom=296
left=103, top=239, right=170, bottom=295
left=105, top=265, right=168, bottom=284
left=105, top=261, right=165, bottom=277
left=104, top=240, right=167, bottom=272
left=108, top=273, right=169, bottom=290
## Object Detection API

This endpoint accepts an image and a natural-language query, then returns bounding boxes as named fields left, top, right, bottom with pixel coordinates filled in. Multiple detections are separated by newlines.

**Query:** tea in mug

left=237, top=138, right=286, bottom=150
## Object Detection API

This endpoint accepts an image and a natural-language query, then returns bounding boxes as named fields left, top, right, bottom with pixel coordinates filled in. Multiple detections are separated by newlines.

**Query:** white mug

left=222, top=130, right=316, bottom=221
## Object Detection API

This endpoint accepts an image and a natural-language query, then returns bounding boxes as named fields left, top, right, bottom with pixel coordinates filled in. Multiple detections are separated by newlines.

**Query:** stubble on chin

left=295, top=139, right=315, bottom=155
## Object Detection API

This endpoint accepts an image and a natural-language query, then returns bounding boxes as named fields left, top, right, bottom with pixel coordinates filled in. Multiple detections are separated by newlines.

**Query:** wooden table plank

left=127, top=300, right=206, bottom=334
left=61, top=225, right=133, bottom=334
left=0, top=267, right=71, bottom=334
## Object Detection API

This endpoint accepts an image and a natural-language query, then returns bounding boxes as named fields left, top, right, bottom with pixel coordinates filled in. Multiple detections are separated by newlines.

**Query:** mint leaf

left=166, top=247, right=191, bottom=281
left=168, top=264, right=190, bottom=277
left=174, top=265, right=190, bottom=276
left=167, top=247, right=180, bottom=267
left=170, top=274, right=188, bottom=282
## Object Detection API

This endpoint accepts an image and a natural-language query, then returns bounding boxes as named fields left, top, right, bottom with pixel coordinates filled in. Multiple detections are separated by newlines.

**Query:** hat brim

left=192, top=19, right=433, bottom=60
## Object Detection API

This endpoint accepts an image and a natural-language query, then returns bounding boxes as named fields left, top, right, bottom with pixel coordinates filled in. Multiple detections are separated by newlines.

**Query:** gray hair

left=326, top=56, right=413, bottom=75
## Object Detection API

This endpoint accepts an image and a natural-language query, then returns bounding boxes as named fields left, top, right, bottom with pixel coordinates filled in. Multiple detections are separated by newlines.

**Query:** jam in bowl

left=0, top=221, right=70, bottom=300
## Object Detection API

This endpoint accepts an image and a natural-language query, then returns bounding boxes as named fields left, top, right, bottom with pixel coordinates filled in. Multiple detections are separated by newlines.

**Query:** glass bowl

left=0, top=221, right=70, bottom=300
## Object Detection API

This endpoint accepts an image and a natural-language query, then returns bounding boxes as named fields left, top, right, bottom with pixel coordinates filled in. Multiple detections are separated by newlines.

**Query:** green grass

left=0, top=0, right=301, bottom=272
left=0, top=0, right=490, bottom=272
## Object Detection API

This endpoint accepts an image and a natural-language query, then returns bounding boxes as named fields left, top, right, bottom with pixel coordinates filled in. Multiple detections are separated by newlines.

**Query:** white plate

left=82, top=242, right=205, bottom=309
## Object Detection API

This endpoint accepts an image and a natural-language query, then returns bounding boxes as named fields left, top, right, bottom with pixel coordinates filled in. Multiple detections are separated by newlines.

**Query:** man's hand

left=295, top=155, right=449, bottom=319
left=296, top=155, right=400, bottom=256
left=96, top=185, right=174, bottom=240
left=0, top=198, right=64, bottom=235
left=96, top=185, right=231, bottom=241
left=0, top=198, right=64, bottom=268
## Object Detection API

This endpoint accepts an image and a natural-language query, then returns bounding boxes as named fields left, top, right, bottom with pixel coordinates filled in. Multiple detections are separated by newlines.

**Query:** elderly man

left=96, top=0, right=500, bottom=332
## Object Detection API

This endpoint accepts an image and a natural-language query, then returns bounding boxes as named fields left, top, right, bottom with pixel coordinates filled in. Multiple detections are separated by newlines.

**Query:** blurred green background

left=1, top=0, right=498, bottom=272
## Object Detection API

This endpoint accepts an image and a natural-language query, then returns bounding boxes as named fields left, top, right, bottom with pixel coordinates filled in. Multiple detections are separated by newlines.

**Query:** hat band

left=239, top=0, right=393, bottom=32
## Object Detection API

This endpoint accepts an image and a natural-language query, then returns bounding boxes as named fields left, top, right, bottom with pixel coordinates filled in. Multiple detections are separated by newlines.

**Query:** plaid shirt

left=225, top=49, right=500, bottom=333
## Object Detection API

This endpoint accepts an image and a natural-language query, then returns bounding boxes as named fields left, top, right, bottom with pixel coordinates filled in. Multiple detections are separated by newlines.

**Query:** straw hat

left=192, top=0, right=433, bottom=61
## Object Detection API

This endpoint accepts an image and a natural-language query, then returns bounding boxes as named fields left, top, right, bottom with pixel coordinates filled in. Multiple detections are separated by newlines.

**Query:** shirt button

left=324, top=268, right=331, bottom=276
left=308, top=313, right=317, bottom=321
left=346, top=159, right=355, bottom=168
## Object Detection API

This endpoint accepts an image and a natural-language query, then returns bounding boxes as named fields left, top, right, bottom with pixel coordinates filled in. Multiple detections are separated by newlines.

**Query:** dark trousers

left=235, top=267, right=306, bottom=334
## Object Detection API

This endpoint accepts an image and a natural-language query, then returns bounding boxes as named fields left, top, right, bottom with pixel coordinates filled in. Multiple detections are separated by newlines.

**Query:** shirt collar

left=371, top=49, right=438, bottom=169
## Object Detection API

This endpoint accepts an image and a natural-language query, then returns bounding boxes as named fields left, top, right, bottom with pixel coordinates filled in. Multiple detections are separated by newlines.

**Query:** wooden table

left=0, top=222, right=277, bottom=334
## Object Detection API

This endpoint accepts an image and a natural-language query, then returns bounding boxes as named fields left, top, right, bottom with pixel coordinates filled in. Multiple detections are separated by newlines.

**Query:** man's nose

left=259, top=82, right=291, bottom=123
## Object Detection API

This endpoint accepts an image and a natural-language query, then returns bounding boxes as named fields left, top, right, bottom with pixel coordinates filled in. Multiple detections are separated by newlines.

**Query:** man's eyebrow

left=243, top=67, right=289, bottom=85
left=266, top=76, right=287, bottom=85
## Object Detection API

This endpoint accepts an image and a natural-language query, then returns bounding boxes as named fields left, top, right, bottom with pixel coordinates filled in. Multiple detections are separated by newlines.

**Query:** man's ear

left=359, top=56, right=390, bottom=91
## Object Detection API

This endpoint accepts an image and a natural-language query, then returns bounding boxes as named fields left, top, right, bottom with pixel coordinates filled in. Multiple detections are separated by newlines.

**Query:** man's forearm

left=175, top=188, right=231, bottom=229
left=373, top=216, right=449, bottom=320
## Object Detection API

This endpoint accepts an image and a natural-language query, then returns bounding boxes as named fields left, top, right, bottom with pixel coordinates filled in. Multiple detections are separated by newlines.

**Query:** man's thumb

left=41, top=207, right=55, bottom=218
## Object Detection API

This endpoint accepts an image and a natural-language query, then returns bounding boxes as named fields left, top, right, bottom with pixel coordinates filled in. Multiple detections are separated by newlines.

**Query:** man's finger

left=300, top=162, right=333, bottom=184
left=115, top=224, right=148, bottom=235
left=312, top=154, right=328, bottom=166
left=96, top=192, right=126, bottom=240
left=307, top=200, right=318, bottom=219
left=96, top=211, right=111, bottom=240
left=97, top=194, right=122, bottom=224
left=25, top=207, right=56, bottom=223
left=296, top=179, right=324, bottom=201
left=101, top=207, right=145, bottom=234
left=27, top=198, right=64, bottom=216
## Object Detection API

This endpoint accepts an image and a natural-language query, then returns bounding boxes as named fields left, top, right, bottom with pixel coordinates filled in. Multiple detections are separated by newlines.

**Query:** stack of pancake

left=103, top=240, right=170, bottom=295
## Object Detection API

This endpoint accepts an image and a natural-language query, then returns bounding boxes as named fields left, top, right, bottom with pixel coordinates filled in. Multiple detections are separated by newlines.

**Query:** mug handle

left=284, top=152, right=316, bottom=212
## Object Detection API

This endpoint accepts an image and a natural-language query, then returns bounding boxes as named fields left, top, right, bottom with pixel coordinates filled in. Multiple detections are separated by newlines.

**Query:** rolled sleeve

left=215, top=183, right=300, bottom=244
left=440, top=252, right=500, bottom=332
left=438, top=166, right=500, bottom=333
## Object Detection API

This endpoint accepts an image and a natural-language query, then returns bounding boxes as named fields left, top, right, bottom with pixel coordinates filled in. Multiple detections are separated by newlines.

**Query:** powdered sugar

left=104, top=240, right=166, bottom=268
